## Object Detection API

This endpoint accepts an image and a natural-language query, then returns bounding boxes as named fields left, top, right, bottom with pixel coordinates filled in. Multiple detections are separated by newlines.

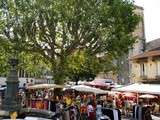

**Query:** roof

left=131, top=50, right=160, bottom=60
left=135, top=5, right=144, bottom=10
left=146, top=38, right=160, bottom=51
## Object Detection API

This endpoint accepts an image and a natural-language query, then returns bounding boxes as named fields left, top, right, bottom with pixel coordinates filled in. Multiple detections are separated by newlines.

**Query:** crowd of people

left=0, top=75, right=159, bottom=120
left=0, top=78, right=158, bottom=120
left=18, top=87, right=160, bottom=120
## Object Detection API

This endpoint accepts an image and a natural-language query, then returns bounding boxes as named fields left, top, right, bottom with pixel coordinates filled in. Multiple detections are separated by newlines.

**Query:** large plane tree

left=0, top=0, right=140, bottom=84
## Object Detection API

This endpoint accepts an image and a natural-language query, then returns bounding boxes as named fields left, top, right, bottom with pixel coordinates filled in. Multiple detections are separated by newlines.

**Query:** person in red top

left=87, top=102, right=95, bottom=120
left=80, top=103, right=88, bottom=120
left=80, top=103, right=87, bottom=113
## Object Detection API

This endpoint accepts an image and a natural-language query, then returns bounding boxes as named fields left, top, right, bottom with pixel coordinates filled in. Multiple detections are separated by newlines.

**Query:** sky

left=134, top=0, right=160, bottom=42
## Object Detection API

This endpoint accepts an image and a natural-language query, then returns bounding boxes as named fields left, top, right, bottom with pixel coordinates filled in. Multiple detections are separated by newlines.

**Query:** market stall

left=112, top=83, right=160, bottom=95
left=26, top=84, right=64, bottom=110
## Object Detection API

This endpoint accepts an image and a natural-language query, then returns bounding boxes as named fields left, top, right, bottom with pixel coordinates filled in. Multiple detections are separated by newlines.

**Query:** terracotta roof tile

left=131, top=50, right=160, bottom=60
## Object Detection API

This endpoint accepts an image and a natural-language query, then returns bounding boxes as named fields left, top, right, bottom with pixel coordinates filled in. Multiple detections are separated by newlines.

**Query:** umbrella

left=71, top=85, right=109, bottom=94
left=27, top=84, right=64, bottom=89
left=139, top=94, right=158, bottom=99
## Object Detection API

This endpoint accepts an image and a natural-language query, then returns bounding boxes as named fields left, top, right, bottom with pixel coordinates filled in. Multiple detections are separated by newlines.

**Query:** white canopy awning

left=71, top=85, right=109, bottom=94
left=139, top=94, right=158, bottom=99
left=27, top=84, right=64, bottom=89
left=112, top=83, right=160, bottom=95
left=24, top=116, right=51, bottom=120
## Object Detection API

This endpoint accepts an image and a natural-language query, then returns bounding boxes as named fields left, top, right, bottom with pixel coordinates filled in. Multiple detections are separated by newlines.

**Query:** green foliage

left=0, top=48, right=50, bottom=77
left=0, top=46, right=10, bottom=76
left=66, top=50, right=101, bottom=82
left=98, top=54, right=118, bottom=73
left=0, top=0, right=140, bottom=84
left=0, top=0, right=51, bottom=77
left=18, top=52, right=51, bottom=78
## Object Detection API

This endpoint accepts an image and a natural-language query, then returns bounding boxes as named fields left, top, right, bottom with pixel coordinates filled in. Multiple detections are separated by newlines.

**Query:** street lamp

left=2, top=58, right=21, bottom=113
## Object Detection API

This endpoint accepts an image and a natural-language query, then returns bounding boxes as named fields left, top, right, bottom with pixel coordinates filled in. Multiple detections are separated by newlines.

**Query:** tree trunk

left=51, top=60, right=65, bottom=85
left=53, top=69, right=65, bottom=85
left=75, top=79, right=78, bottom=85
left=75, top=75, right=79, bottom=85
left=51, top=61, right=65, bottom=96
left=51, top=55, right=68, bottom=95
left=52, top=69, right=64, bottom=96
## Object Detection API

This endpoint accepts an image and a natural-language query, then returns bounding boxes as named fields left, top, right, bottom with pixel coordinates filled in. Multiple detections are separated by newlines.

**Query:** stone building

left=117, top=5, right=146, bottom=84
left=131, top=38, right=160, bottom=84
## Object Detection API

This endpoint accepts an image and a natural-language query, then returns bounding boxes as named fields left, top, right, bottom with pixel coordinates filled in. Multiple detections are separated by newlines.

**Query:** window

left=18, top=69, right=22, bottom=77
left=156, top=61, right=160, bottom=76
left=140, top=63, right=147, bottom=76
left=18, top=69, right=25, bottom=77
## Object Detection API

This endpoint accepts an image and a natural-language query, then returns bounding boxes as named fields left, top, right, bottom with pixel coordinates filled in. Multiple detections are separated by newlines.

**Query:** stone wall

left=118, top=6, right=146, bottom=84
left=132, top=58, right=160, bottom=83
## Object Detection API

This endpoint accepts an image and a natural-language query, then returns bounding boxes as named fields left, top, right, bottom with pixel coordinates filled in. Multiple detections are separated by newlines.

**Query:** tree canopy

left=0, top=0, right=140, bottom=84
left=66, top=50, right=101, bottom=84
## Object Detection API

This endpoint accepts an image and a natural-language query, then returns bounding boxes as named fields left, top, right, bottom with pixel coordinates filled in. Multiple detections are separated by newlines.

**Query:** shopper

left=87, top=102, right=95, bottom=120
left=96, top=101, right=102, bottom=120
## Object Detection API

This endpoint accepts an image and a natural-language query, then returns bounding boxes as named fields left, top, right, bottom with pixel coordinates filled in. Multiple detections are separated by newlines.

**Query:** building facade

left=0, top=69, right=53, bottom=87
left=131, top=38, right=160, bottom=84
left=117, top=5, right=146, bottom=84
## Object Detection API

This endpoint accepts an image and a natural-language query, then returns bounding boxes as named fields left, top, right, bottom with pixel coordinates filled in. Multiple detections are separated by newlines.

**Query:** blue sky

left=134, top=0, right=160, bottom=42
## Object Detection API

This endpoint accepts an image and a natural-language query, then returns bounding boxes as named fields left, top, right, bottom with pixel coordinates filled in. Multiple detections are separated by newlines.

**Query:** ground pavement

left=122, top=115, right=160, bottom=120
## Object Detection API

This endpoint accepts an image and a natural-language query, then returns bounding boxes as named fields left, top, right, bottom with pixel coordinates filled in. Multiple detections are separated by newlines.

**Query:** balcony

left=139, top=75, right=160, bottom=84
left=155, top=75, right=160, bottom=79
left=140, top=75, right=147, bottom=80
